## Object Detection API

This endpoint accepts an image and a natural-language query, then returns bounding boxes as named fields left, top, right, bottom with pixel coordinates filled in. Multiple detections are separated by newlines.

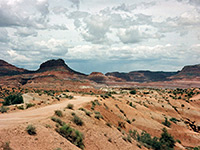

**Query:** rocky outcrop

left=36, top=59, right=85, bottom=75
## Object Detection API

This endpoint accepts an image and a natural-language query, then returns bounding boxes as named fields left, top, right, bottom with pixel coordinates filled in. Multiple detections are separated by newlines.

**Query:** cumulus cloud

left=7, top=50, right=30, bottom=62
left=117, top=27, right=142, bottom=44
left=81, top=14, right=111, bottom=44
left=35, top=38, right=68, bottom=55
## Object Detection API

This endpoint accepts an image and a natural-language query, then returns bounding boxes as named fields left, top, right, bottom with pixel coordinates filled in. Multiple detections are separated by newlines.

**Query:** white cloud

left=36, top=38, right=68, bottom=55
left=7, top=50, right=30, bottom=62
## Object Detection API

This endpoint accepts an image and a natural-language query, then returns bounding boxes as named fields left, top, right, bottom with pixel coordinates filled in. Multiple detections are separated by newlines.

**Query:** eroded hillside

left=0, top=87, right=200, bottom=150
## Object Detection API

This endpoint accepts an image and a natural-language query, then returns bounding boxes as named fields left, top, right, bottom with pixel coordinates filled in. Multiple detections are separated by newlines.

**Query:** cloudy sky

left=0, top=0, right=200, bottom=74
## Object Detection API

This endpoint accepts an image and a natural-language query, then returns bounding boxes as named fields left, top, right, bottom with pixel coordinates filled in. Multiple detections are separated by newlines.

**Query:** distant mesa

left=106, top=71, right=178, bottom=82
left=36, top=59, right=85, bottom=75
left=0, top=58, right=199, bottom=83
left=170, top=64, right=200, bottom=79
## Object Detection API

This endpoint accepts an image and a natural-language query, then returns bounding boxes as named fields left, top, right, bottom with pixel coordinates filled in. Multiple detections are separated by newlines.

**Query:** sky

left=0, top=0, right=200, bottom=74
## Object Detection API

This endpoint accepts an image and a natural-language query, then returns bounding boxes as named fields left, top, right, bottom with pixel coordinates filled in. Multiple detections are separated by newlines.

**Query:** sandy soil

left=0, top=95, right=94, bottom=128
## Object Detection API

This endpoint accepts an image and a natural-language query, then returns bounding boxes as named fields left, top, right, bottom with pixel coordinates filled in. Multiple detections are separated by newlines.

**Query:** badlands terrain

left=0, top=59, right=200, bottom=150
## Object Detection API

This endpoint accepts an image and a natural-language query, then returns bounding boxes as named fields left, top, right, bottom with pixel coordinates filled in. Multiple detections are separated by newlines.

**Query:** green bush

left=160, top=128, right=175, bottom=149
left=134, top=128, right=175, bottom=150
left=54, top=110, right=63, bottom=117
left=94, top=113, right=103, bottom=120
left=51, top=117, right=66, bottom=126
left=66, top=103, right=74, bottom=109
left=0, top=106, right=9, bottom=113
left=56, top=124, right=84, bottom=149
left=26, top=124, right=36, bottom=135
left=26, top=103, right=35, bottom=109
left=3, top=94, right=23, bottom=106
left=162, top=118, right=171, bottom=127
left=130, top=90, right=136, bottom=95
left=72, top=115, right=84, bottom=126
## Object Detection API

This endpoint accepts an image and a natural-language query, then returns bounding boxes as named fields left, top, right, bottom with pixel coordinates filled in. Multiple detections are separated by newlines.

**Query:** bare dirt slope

left=0, top=95, right=93, bottom=128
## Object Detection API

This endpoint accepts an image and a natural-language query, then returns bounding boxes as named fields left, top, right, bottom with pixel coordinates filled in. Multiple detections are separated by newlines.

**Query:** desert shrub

left=71, top=112, right=76, bottom=116
left=72, top=115, right=84, bottom=126
left=129, top=128, right=175, bottom=150
left=78, top=107, right=85, bottom=111
left=17, top=105, right=24, bottom=110
left=85, top=111, right=91, bottom=117
left=54, top=110, right=63, bottom=117
left=159, top=128, right=175, bottom=149
left=65, top=95, right=73, bottom=99
left=51, top=117, right=66, bottom=126
left=0, top=106, right=9, bottom=113
left=66, top=103, right=74, bottom=109
left=26, top=103, right=35, bottom=109
left=56, top=124, right=84, bottom=149
left=26, top=124, right=36, bottom=135
left=126, top=119, right=131, bottom=124
left=106, top=122, right=112, bottom=128
left=118, top=121, right=125, bottom=128
left=170, top=117, right=178, bottom=124
left=130, top=90, right=136, bottom=95
left=3, top=94, right=23, bottom=106
left=193, top=146, right=200, bottom=150
left=129, top=129, right=137, bottom=140
left=94, top=113, right=103, bottom=120
left=162, top=118, right=171, bottom=127
left=108, top=138, right=112, bottom=142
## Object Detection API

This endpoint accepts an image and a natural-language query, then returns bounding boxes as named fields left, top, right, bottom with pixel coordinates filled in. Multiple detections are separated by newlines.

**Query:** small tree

left=160, top=128, right=175, bottom=149
left=3, top=94, right=23, bottom=106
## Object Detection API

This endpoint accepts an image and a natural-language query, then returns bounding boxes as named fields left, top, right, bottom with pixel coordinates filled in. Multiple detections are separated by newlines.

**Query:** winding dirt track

left=0, top=96, right=93, bottom=128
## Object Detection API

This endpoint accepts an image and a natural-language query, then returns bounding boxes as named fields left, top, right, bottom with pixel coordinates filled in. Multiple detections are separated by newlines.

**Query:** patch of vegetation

left=130, top=89, right=136, bottom=95
left=3, top=94, right=23, bottom=106
left=66, top=103, right=74, bottom=110
left=17, top=105, right=24, bottom=110
left=131, top=128, right=176, bottom=150
left=106, top=122, right=112, bottom=128
left=56, top=124, right=84, bottom=149
left=170, top=117, right=179, bottom=124
left=193, top=146, right=200, bottom=150
left=26, top=103, right=35, bottom=109
left=94, top=112, right=103, bottom=120
left=162, top=118, right=171, bottom=128
left=72, top=115, right=84, bottom=126
left=26, top=124, right=36, bottom=135
left=51, top=117, right=66, bottom=126
left=118, top=121, right=126, bottom=128
left=0, top=106, right=9, bottom=113
left=65, top=95, right=74, bottom=99
left=54, top=110, right=63, bottom=117
left=129, top=102, right=136, bottom=109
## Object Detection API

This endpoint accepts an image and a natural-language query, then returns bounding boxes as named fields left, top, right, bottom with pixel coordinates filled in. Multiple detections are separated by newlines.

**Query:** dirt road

left=0, top=96, right=94, bottom=128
